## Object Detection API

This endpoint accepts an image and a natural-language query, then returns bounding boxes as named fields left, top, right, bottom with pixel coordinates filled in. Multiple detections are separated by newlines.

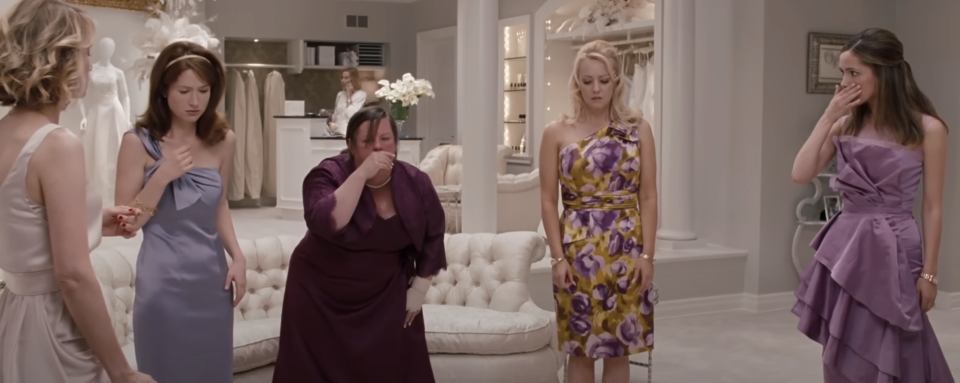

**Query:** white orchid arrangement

left=375, top=73, right=436, bottom=107
left=130, top=0, right=221, bottom=85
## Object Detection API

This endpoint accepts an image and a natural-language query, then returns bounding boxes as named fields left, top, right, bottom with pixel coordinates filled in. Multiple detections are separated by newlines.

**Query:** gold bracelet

left=641, top=254, right=655, bottom=264
left=134, top=196, right=157, bottom=217
left=550, top=257, right=565, bottom=267
left=920, top=272, right=938, bottom=285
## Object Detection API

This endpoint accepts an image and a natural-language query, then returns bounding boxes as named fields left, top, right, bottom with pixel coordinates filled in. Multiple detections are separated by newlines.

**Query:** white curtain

left=244, top=70, right=264, bottom=200
left=261, top=71, right=286, bottom=199
left=227, top=70, right=246, bottom=201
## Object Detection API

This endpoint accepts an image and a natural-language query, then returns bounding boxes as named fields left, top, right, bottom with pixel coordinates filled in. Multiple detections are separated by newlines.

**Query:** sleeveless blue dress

left=128, top=128, right=233, bottom=383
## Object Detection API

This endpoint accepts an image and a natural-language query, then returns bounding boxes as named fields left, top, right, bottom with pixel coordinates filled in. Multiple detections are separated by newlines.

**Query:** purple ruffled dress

left=793, top=116, right=955, bottom=383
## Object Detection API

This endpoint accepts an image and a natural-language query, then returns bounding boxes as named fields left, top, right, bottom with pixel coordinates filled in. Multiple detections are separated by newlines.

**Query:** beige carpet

left=569, top=308, right=960, bottom=382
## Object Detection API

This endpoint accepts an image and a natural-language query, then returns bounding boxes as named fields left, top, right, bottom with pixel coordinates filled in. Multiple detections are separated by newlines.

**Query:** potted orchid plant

left=375, top=73, right=435, bottom=135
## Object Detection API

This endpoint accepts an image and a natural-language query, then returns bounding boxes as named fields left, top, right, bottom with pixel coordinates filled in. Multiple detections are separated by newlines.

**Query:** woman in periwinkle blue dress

left=114, top=41, right=248, bottom=383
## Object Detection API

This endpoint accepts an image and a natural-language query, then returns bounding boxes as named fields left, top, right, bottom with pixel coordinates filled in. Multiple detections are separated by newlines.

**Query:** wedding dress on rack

left=81, top=37, right=130, bottom=207
left=244, top=70, right=263, bottom=201
left=641, top=60, right=655, bottom=128
left=261, top=71, right=286, bottom=200
left=227, top=70, right=246, bottom=201
left=630, top=61, right=647, bottom=114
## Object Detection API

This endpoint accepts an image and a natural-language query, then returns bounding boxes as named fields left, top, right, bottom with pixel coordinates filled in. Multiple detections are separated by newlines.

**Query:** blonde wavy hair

left=561, top=39, right=641, bottom=127
left=342, top=67, right=361, bottom=91
left=0, top=0, right=95, bottom=109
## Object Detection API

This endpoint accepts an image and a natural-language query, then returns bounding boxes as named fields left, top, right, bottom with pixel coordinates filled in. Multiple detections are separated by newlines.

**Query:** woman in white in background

left=328, top=67, right=366, bottom=135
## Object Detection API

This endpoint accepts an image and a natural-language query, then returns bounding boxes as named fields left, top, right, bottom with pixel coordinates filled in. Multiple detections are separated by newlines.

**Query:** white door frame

left=416, top=25, right=457, bottom=153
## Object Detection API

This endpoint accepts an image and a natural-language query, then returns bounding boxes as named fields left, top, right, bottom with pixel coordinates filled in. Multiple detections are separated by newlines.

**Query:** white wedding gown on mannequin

left=641, top=61, right=655, bottom=129
left=82, top=64, right=128, bottom=207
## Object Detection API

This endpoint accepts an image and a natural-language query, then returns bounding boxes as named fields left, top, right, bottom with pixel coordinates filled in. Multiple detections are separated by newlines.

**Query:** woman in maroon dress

left=273, top=107, right=447, bottom=383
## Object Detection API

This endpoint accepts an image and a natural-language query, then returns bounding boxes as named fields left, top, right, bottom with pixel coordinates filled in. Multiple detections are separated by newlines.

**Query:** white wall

left=691, top=0, right=735, bottom=247
left=726, top=0, right=766, bottom=295
left=754, top=0, right=896, bottom=294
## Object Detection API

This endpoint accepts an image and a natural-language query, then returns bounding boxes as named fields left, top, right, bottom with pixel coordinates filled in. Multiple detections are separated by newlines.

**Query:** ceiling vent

left=346, top=15, right=369, bottom=28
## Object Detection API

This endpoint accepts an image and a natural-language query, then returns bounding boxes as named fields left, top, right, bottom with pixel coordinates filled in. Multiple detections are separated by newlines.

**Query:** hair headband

left=165, top=54, right=210, bottom=69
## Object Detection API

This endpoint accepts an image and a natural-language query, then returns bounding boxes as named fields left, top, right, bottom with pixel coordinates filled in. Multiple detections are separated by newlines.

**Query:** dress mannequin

left=80, top=37, right=131, bottom=207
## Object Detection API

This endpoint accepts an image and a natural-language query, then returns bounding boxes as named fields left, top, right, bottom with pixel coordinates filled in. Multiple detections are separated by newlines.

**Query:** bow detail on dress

left=133, top=128, right=222, bottom=211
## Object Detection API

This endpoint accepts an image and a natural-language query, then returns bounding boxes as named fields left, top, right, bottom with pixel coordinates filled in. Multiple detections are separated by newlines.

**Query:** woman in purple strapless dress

left=791, top=28, right=955, bottom=383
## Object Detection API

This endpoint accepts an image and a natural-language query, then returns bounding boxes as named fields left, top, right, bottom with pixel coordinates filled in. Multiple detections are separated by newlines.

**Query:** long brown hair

left=841, top=28, right=944, bottom=146
left=137, top=41, right=229, bottom=146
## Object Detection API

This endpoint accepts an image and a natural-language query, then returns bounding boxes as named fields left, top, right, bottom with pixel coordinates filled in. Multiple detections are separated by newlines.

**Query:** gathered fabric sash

left=562, top=193, right=638, bottom=211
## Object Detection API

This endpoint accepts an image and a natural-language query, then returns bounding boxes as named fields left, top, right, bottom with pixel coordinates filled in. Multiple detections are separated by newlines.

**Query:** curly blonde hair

left=561, top=39, right=642, bottom=127
left=0, top=0, right=95, bottom=108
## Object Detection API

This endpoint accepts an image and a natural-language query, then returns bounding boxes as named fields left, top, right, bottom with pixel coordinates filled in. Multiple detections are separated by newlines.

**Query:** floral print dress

left=553, top=122, right=655, bottom=358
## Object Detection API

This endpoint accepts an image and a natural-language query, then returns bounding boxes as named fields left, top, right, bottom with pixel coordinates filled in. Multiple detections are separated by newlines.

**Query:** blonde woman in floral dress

left=539, top=39, right=657, bottom=383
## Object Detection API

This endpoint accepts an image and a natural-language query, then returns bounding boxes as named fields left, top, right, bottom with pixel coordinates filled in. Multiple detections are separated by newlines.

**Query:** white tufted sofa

left=89, top=231, right=563, bottom=383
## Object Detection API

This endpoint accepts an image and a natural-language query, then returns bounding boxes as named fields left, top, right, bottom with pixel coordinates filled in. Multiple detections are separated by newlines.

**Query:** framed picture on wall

left=807, top=32, right=855, bottom=94
left=66, top=0, right=164, bottom=14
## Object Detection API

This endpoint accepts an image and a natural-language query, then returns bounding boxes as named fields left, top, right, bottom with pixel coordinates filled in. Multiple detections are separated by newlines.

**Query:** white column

left=457, top=0, right=499, bottom=233
left=656, top=0, right=699, bottom=247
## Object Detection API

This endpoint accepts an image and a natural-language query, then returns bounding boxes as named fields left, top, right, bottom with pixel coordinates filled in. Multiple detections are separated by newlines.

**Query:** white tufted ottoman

left=89, top=232, right=562, bottom=383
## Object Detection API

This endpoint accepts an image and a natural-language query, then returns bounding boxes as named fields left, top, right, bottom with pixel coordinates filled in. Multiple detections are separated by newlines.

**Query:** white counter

left=275, top=116, right=423, bottom=220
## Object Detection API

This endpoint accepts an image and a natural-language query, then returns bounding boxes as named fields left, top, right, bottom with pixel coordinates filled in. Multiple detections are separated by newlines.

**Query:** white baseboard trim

left=935, top=290, right=960, bottom=310
left=741, top=292, right=797, bottom=313
left=656, top=293, right=745, bottom=319
left=656, top=292, right=797, bottom=319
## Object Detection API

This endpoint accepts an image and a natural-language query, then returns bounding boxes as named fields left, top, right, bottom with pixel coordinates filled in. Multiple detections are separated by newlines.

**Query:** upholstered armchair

left=496, top=169, right=541, bottom=232
left=418, top=144, right=514, bottom=187
left=419, top=144, right=542, bottom=233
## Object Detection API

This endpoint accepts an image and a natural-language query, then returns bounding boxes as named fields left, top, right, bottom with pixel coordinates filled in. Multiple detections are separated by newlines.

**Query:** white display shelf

left=791, top=172, right=838, bottom=276
left=546, top=18, right=655, bottom=42
left=499, top=15, right=533, bottom=165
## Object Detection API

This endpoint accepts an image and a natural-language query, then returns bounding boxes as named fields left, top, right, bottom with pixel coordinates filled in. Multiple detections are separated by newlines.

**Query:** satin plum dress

left=272, top=154, right=447, bottom=383
left=792, top=115, right=955, bottom=383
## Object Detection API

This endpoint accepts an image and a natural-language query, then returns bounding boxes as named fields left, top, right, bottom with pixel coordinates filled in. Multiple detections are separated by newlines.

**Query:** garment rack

left=571, top=36, right=654, bottom=50
left=225, top=63, right=295, bottom=69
